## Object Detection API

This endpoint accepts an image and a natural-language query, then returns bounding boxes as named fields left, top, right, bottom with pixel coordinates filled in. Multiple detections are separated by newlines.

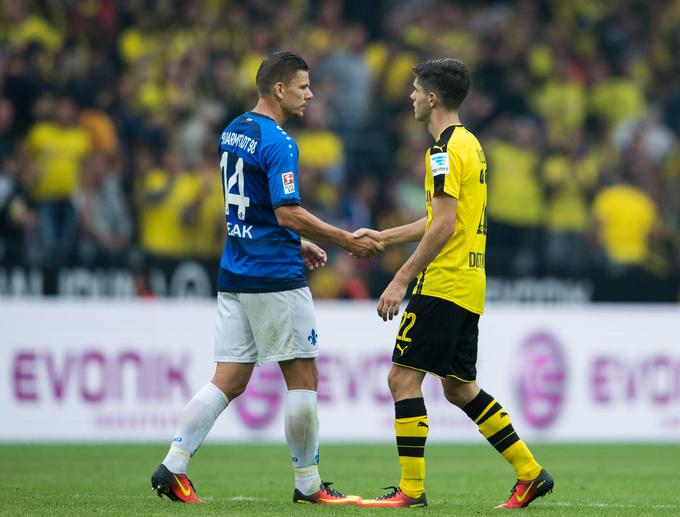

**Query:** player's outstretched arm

left=377, top=196, right=457, bottom=321
left=353, top=217, right=427, bottom=248
left=275, top=204, right=383, bottom=258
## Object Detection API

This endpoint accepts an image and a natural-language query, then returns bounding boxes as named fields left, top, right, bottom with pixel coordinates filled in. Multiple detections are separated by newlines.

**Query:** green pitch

left=2, top=444, right=679, bottom=516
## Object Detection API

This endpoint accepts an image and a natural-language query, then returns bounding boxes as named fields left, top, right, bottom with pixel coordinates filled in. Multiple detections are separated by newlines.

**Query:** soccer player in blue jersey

left=151, top=52, right=382, bottom=505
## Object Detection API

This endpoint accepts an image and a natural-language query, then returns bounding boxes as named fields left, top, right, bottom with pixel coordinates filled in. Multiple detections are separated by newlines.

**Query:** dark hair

left=256, top=51, right=309, bottom=95
left=413, top=58, right=470, bottom=110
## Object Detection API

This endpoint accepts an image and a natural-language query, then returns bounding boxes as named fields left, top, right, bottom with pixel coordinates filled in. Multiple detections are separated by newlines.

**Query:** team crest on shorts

left=282, top=172, right=296, bottom=194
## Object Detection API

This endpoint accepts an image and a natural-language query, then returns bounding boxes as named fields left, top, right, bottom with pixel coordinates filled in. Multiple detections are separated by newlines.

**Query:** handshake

left=300, top=227, right=383, bottom=271
left=344, top=228, right=384, bottom=259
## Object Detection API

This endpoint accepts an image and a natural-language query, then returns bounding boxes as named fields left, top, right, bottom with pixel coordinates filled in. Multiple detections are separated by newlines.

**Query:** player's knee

left=280, top=358, right=318, bottom=390
left=443, top=387, right=464, bottom=406
left=225, top=383, right=248, bottom=400
left=387, top=367, right=420, bottom=400
left=443, top=381, right=479, bottom=407
left=211, top=377, right=248, bottom=400
left=387, top=368, right=401, bottom=398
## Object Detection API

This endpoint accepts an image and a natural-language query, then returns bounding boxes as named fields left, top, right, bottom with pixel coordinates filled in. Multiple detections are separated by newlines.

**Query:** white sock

left=285, top=389, right=321, bottom=495
left=162, top=382, right=229, bottom=474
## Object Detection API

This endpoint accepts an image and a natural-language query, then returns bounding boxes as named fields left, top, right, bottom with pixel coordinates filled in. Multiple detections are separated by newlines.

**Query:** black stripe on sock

left=491, top=429, right=520, bottom=453
left=477, top=402, right=502, bottom=425
left=398, top=446, right=425, bottom=457
left=461, top=390, right=494, bottom=421
left=397, top=436, right=427, bottom=447
left=488, top=424, right=515, bottom=446
left=395, top=397, right=427, bottom=419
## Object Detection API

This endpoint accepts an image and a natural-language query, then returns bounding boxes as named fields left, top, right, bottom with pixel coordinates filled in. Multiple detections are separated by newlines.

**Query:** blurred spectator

left=24, top=94, right=91, bottom=268
left=0, top=154, right=36, bottom=266
left=486, top=118, right=545, bottom=275
left=592, top=168, right=658, bottom=269
left=138, top=147, right=223, bottom=264
left=542, top=136, right=599, bottom=275
left=190, top=149, right=226, bottom=260
left=295, top=100, right=344, bottom=176
left=74, top=152, right=131, bottom=268
left=5, top=0, right=62, bottom=54
left=79, top=101, right=119, bottom=155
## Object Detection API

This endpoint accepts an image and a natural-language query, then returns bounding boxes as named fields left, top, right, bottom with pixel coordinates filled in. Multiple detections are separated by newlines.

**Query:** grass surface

left=2, top=444, right=679, bottom=516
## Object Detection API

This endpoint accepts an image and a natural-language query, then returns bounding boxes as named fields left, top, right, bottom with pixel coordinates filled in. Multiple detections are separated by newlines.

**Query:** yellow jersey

left=139, top=169, right=202, bottom=258
left=27, top=122, right=91, bottom=200
left=413, top=125, right=487, bottom=314
left=592, top=184, right=657, bottom=264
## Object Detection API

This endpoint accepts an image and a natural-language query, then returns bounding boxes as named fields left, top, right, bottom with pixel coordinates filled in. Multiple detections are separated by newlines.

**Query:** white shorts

left=214, top=287, right=319, bottom=364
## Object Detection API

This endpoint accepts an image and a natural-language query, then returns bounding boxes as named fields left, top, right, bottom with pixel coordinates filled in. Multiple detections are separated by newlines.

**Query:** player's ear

left=273, top=81, right=285, bottom=101
left=428, top=91, right=438, bottom=108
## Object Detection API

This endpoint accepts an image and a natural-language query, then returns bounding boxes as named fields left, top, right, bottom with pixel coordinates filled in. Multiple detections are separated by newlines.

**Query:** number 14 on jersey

left=220, top=151, right=250, bottom=220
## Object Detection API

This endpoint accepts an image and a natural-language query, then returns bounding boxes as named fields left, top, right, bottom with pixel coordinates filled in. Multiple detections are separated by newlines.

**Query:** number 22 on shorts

left=397, top=312, right=416, bottom=342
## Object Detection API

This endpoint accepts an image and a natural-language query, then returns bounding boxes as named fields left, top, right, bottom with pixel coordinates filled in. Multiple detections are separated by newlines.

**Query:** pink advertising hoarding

left=1, top=301, right=678, bottom=442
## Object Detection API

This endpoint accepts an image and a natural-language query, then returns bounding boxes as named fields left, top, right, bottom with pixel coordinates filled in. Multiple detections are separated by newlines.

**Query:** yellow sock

left=394, top=398, right=428, bottom=498
left=462, top=390, right=541, bottom=481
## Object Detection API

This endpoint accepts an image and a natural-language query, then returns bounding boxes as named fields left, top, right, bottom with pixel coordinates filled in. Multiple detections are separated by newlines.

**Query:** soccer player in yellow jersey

left=356, top=59, right=553, bottom=509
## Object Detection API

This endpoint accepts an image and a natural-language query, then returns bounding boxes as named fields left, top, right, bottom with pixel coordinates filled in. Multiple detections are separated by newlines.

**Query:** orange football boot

left=496, top=468, right=554, bottom=509
left=358, top=486, right=428, bottom=508
left=293, top=481, right=360, bottom=505
left=151, top=464, right=203, bottom=503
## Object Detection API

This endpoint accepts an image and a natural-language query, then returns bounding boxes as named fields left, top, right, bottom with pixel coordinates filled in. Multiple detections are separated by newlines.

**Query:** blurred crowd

left=1, top=0, right=679, bottom=300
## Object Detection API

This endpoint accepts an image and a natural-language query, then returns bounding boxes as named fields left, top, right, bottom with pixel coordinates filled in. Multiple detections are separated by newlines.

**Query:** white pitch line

left=541, top=502, right=678, bottom=509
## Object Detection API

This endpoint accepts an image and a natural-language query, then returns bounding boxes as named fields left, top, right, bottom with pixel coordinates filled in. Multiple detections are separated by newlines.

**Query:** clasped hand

left=345, top=227, right=384, bottom=259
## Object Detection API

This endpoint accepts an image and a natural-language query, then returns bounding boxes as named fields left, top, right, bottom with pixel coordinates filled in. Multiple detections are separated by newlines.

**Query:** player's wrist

left=339, top=230, right=354, bottom=249
left=393, top=269, right=411, bottom=286
left=380, top=229, right=394, bottom=246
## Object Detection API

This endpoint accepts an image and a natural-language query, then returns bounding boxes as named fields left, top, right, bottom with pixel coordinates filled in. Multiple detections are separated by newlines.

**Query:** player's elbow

left=433, top=218, right=456, bottom=240
left=275, top=205, right=298, bottom=231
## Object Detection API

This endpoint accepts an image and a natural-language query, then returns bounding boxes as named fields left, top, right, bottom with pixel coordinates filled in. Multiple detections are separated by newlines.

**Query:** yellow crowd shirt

left=592, top=184, right=657, bottom=264
left=486, top=140, right=543, bottom=226
left=139, top=169, right=202, bottom=258
left=27, top=122, right=91, bottom=201
left=413, top=125, right=487, bottom=314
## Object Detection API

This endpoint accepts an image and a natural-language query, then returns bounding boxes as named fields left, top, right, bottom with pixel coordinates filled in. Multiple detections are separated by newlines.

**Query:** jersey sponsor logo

left=430, top=152, right=449, bottom=176
left=282, top=172, right=296, bottom=194
left=468, top=252, right=485, bottom=268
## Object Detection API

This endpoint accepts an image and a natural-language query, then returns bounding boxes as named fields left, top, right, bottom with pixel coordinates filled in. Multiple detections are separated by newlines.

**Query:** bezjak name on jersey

left=227, top=222, right=253, bottom=239
left=221, top=131, right=258, bottom=154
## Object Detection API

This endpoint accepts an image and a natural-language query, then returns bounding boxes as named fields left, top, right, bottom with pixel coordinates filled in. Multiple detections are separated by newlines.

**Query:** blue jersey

left=217, top=112, right=305, bottom=292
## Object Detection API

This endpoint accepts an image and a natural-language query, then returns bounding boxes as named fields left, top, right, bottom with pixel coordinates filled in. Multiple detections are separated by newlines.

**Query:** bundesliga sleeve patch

left=430, top=152, right=450, bottom=176
left=282, top=172, right=296, bottom=194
